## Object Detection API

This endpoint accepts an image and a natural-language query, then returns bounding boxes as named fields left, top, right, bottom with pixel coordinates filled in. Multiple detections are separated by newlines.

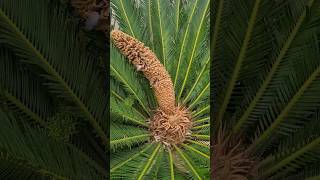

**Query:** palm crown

left=110, top=0, right=210, bottom=179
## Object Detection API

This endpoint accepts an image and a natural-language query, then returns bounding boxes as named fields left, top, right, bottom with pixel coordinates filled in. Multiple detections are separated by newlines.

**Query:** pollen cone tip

left=110, top=30, right=121, bottom=40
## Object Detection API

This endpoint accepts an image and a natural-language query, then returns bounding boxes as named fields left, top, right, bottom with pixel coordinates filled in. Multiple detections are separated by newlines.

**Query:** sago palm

left=110, top=0, right=210, bottom=179
left=0, top=0, right=109, bottom=179
left=213, top=0, right=320, bottom=179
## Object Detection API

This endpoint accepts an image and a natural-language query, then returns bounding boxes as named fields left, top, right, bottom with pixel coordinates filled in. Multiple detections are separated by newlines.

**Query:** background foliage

left=0, top=0, right=108, bottom=179
left=213, top=0, right=320, bottom=179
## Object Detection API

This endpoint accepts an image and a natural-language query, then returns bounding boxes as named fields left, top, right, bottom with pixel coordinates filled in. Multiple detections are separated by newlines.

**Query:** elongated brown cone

left=111, top=30, right=176, bottom=115
left=111, top=30, right=192, bottom=145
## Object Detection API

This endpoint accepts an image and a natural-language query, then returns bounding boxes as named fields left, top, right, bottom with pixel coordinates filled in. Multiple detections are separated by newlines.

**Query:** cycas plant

left=213, top=0, right=320, bottom=179
left=0, top=0, right=109, bottom=179
left=110, top=0, right=210, bottom=179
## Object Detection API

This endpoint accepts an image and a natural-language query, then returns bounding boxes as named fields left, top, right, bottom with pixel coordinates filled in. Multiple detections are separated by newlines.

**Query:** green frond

left=0, top=150, right=67, bottom=180
left=285, top=163, right=320, bottom=180
left=147, top=0, right=173, bottom=66
left=191, top=134, right=210, bottom=141
left=0, top=0, right=108, bottom=146
left=174, top=145, right=202, bottom=179
left=111, top=143, right=161, bottom=179
left=176, top=0, right=210, bottom=101
left=211, top=0, right=224, bottom=58
left=182, top=143, right=210, bottom=178
left=110, top=123, right=150, bottom=151
left=257, top=110, right=320, bottom=179
left=137, top=143, right=161, bottom=179
left=213, top=0, right=320, bottom=179
left=185, top=139, right=209, bottom=149
left=248, top=26, right=320, bottom=152
left=188, top=82, right=210, bottom=109
left=192, top=123, right=210, bottom=131
left=232, top=0, right=317, bottom=134
left=0, top=110, right=106, bottom=179
left=173, top=0, right=199, bottom=88
left=110, top=96, right=147, bottom=127
left=111, top=143, right=153, bottom=172
left=168, top=149, right=175, bottom=180
left=111, top=0, right=143, bottom=38
left=183, top=57, right=210, bottom=104
left=217, top=0, right=262, bottom=124
left=0, top=48, right=52, bottom=128
left=181, top=143, right=209, bottom=159
left=111, top=79, right=148, bottom=119
left=194, top=117, right=210, bottom=125
left=192, top=105, right=210, bottom=118
left=260, top=136, right=320, bottom=179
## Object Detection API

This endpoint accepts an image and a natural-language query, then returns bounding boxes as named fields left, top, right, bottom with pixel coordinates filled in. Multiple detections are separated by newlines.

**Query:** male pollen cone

left=111, top=30, right=176, bottom=115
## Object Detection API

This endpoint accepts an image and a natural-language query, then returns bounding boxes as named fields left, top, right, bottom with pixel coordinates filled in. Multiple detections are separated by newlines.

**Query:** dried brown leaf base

left=71, top=0, right=109, bottom=32
left=212, top=129, right=257, bottom=180
left=149, top=105, right=192, bottom=146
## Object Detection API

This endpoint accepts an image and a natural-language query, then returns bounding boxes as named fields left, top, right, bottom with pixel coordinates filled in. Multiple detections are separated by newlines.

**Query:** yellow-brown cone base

left=149, top=105, right=192, bottom=145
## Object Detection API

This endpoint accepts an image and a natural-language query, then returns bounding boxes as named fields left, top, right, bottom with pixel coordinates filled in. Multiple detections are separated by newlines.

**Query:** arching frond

left=0, top=110, right=106, bottom=179
left=0, top=0, right=108, bottom=146
left=110, top=123, right=150, bottom=151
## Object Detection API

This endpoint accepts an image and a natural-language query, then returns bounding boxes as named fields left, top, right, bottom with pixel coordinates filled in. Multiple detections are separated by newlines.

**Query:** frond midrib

left=211, top=0, right=224, bottom=58
left=119, top=0, right=135, bottom=37
left=192, top=105, right=210, bottom=118
left=192, top=123, right=210, bottom=131
left=217, top=0, right=261, bottom=124
left=175, top=0, right=180, bottom=34
left=194, top=117, right=210, bottom=124
left=186, top=139, right=209, bottom=149
left=260, top=137, right=320, bottom=178
left=111, top=134, right=150, bottom=146
left=168, top=149, right=175, bottom=180
left=189, top=82, right=210, bottom=109
left=155, top=0, right=166, bottom=66
left=147, top=0, right=154, bottom=49
left=2, top=91, right=48, bottom=128
left=191, top=134, right=210, bottom=140
left=183, top=57, right=210, bottom=104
